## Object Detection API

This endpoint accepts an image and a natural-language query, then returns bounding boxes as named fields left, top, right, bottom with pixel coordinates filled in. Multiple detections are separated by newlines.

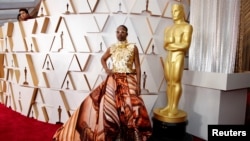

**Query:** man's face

left=116, top=26, right=128, bottom=41
left=19, top=11, right=29, bottom=20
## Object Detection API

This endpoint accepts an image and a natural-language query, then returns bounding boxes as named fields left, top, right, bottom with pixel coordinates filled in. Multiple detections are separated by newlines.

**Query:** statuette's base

left=148, top=117, right=191, bottom=141
left=153, top=108, right=187, bottom=123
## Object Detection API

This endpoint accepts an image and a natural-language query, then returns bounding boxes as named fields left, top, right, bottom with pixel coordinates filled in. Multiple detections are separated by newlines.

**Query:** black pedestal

left=148, top=117, right=192, bottom=141
left=56, top=121, right=63, bottom=125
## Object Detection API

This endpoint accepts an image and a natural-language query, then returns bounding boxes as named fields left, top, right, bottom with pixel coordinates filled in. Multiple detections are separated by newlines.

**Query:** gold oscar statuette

left=154, top=3, right=193, bottom=123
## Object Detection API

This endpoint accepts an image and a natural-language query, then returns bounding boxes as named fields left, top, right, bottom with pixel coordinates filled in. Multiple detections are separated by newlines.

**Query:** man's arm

left=101, top=47, right=112, bottom=74
left=134, top=46, right=141, bottom=95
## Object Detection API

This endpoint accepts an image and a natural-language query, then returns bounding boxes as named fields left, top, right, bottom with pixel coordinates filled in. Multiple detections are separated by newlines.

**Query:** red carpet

left=0, top=103, right=206, bottom=141
left=0, top=103, right=61, bottom=141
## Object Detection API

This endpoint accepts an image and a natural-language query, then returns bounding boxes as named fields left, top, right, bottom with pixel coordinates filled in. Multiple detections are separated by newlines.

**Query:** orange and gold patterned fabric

left=53, top=74, right=152, bottom=141
left=53, top=42, right=152, bottom=141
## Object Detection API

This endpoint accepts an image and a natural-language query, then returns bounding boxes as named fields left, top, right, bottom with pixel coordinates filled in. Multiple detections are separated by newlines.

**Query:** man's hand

left=105, top=68, right=112, bottom=75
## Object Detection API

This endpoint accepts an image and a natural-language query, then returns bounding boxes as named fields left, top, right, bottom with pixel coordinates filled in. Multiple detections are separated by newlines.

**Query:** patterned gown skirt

left=53, top=73, right=152, bottom=141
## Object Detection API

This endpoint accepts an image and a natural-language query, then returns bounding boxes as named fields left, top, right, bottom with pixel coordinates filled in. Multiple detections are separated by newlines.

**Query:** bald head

left=171, top=4, right=185, bottom=21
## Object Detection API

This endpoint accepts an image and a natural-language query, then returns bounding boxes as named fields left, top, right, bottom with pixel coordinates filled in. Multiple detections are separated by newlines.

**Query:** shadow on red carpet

left=0, top=103, right=62, bottom=141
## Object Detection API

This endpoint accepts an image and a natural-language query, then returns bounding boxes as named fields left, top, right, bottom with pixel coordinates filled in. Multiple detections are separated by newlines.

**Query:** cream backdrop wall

left=0, top=0, right=190, bottom=125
